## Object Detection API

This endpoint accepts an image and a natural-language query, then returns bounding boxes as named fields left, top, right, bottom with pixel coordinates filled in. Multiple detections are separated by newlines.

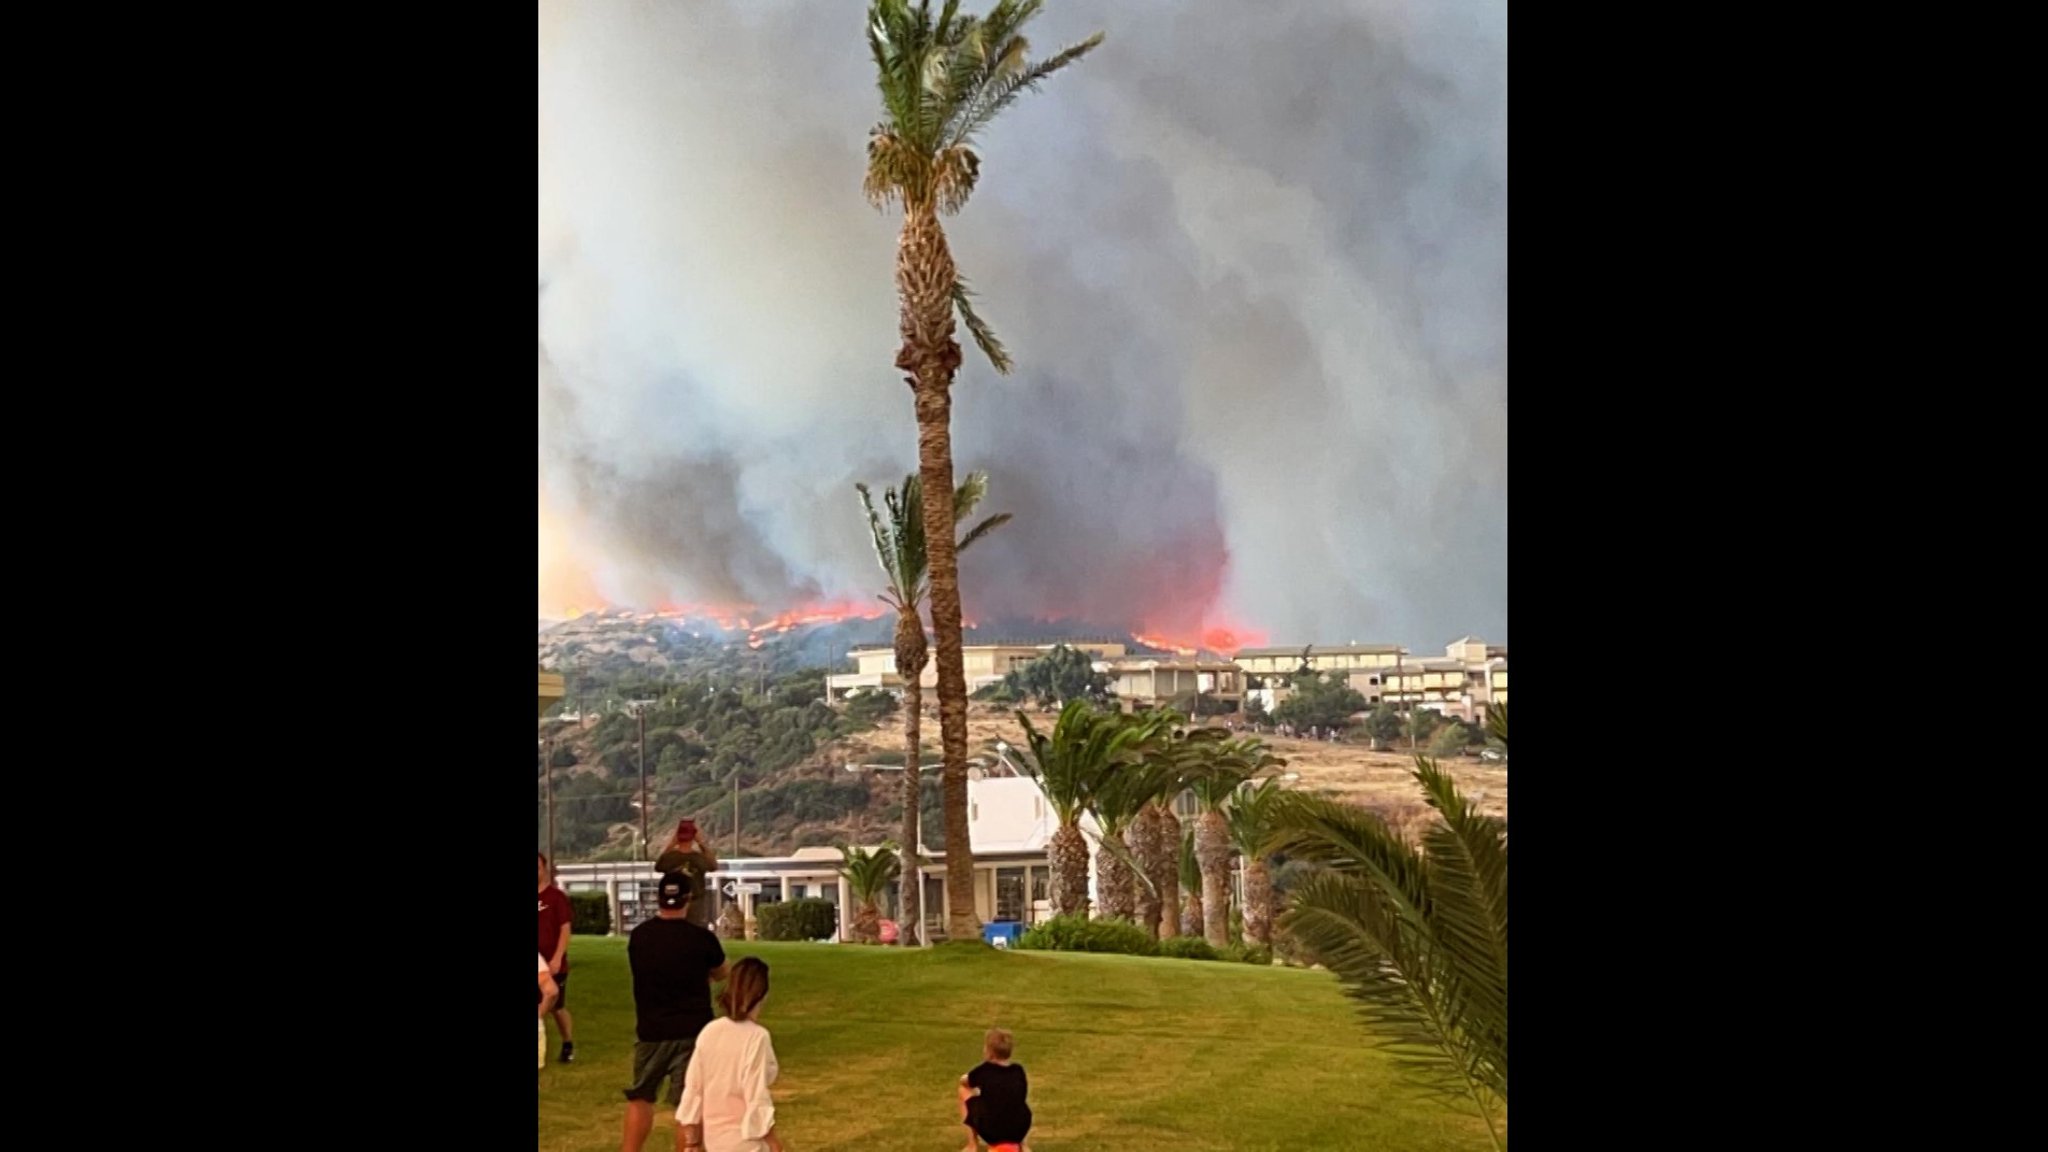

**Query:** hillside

left=537, top=612, right=1506, bottom=861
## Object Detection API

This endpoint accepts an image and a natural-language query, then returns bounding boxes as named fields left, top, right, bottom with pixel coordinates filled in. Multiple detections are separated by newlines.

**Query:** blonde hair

left=719, top=957, right=770, bottom=1020
left=985, top=1028, right=1014, bottom=1060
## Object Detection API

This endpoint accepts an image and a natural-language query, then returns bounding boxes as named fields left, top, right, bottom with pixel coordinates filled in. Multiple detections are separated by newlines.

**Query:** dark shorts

left=624, top=1037, right=696, bottom=1105
left=966, top=1100, right=1031, bottom=1145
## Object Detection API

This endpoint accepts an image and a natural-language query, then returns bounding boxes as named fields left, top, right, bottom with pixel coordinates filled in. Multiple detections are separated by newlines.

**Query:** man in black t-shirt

left=622, top=871, right=729, bottom=1152
left=959, top=1027, right=1032, bottom=1151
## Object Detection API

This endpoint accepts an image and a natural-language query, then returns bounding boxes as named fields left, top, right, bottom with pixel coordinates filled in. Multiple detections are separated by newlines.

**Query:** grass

left=538, top=939, right=1492, bottom=1152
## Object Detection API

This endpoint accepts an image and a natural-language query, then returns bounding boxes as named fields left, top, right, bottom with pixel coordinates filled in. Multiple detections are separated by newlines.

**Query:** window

left=996, top=868, right=1026, bottom=921
left=1030, top=868, right=1048, bottom=904
left=1173, top=789, right=1199, bottom=818
left=1369, top=676, right=1379, bottom=685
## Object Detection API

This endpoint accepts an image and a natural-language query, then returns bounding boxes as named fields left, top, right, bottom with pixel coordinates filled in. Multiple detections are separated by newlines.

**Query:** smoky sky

left=538, top=0, right=1506, bottom=650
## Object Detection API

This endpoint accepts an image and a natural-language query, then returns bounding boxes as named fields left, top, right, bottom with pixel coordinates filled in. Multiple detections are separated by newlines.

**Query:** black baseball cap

left=657, top=871, right=695, bottom=909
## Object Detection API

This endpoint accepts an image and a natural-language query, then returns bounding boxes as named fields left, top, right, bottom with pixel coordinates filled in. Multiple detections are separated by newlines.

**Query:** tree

left=1406, top=707, right=1442, bottom=746
left=837, top=844, right=902, bottom=945
left=1188, top=736, right=1286, bottom=947
left=1001, top=643, right=1112, bottom=707
left=1365, top=704, right=1404, bottom=748
left=1273, top=668, right=1369, bottom=732
left=1135, top=718, right=1230, bottom=939
left=1428, top=722, right=1469, bottom=759
left=1226, top=777, right=1286, bottom=947
left=1265, top=751, right=1507, bottom=1147
left=857, top=470, right=1010, bottom=945
left=864, top=0, right=1103, bottom=942
left=1085, top=709, right=1176, bottom=923
left=1013, top=700, right=1148, bottom=916
left=1176, top=824, right=1202, bottom=938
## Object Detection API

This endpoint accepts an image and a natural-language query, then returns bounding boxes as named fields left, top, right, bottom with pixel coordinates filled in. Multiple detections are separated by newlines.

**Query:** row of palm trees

left=1012, top=700, right=1290, bottom=948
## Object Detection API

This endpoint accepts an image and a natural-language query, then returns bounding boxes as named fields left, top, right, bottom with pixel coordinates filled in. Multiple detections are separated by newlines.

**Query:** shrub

left=1159, top=936, right=1219, bottom=961
left=1017, top=914, right=1158, bottom=957
left=1429, top=724, right=1469, bottom=758
left=756, top=898, right=838, bottom=942
left=1219, top=943, right=1273, bottom=966
left=568, top=890, right=612, bottom=935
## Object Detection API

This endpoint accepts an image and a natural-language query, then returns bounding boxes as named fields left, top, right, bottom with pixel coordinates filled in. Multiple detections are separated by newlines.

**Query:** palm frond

left=1177, top=824, right=1201, bottom=894
left=1282, top=873, right=1487, bottom=1103
left=953, top=470, right=990, bottom=519
left=838, top=843, right=903, bottom=901
left=1014, top=700, right=1154, bottom=827
left=1226, top=776, right=1285, bottom=859
left=1486, top=701, right=1507, bottom=747
left=957, top=512, right=1011, bottom=553
left=952, top=275, right=1012, bottom=374
left=855, top=481, right=911, bottom=609
left=1412, top=758, right=1508, bottom=1092
left=949, top=31, right=1104, bottom=146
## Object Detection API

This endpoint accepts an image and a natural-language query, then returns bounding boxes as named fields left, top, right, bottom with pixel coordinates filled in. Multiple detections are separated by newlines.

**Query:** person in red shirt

left=538, top=851, right=576, bottom=1063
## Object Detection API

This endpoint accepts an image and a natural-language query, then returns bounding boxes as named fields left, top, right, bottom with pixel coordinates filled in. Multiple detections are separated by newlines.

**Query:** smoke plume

left=538, top=0, right=1506, bottom=650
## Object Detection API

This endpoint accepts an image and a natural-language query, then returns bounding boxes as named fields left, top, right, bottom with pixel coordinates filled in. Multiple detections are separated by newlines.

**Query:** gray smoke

left=538, top=0, right=1506, bottom=649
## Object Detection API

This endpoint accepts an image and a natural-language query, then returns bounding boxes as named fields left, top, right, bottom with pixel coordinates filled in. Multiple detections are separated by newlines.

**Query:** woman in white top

left=676, top=957, right=782, bottom=1152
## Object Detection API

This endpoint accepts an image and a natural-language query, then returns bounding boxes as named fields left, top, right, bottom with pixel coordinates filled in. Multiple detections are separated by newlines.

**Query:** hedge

left=756, top=898, right=839, bottom=942
left=1159, top=936, right=1219, bottom=961
left=569, top=890, right=613, bottom=935
left=1016, top=914, right=1158, bottom=957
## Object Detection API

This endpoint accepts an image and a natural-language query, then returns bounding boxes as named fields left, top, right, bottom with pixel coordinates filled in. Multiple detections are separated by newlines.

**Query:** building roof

left=1103, top=658, right=1242, bottom=673
left=1235, top=644, right=1407, bottom=658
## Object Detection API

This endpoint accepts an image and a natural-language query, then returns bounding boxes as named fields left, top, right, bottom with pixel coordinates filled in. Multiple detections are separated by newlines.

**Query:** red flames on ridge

left=546, top=596, right=1266, bottom=658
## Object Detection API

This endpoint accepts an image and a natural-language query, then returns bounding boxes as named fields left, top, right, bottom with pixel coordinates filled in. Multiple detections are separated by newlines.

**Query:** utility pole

left=637, top=706, right=649, bottom=861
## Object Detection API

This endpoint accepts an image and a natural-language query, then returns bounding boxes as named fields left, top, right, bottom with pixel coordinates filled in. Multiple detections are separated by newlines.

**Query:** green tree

left=1366, top=704, right=1405, bottom=747
left=1226, top=776, right=1287, bottom=948
left=1187, top=736, right=1286, bottom=948
left=1265, top=746, right=1507, bottom=1146
left=865, top=0, right=1103, bottom=942
left=1001, top=643, right=1112, bottom=706
left=1273, top=668, right=1369, bottom=732
left=837, top=844, right=902, bottom=944
left=856, top=469, right=1009, bottom=945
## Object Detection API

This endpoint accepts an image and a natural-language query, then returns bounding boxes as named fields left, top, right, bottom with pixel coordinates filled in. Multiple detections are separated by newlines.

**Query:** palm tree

left=864, top=0, right=1104, bottom=942
left=1188, top=736, right=1286, bottom=948
left=1176, top=824, right=1202, bottom=938
left=1264, top=758, right=1508, bottom=1149
left=1226, top=777, right=1286, bottom=948
left=837, top=844, right=903, bottom=944
left=1085, top=716, right=1171, bottom=923
left=1013, top=700, right=1147, bottom=916
left=1132, top=717, right=1227, bottom=939
left=856, top=471, right=1009, bottom=945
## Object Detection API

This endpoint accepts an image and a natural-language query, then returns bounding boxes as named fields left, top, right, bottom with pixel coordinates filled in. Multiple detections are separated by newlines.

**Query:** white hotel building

left=552, top=773, right=1105, bottom=942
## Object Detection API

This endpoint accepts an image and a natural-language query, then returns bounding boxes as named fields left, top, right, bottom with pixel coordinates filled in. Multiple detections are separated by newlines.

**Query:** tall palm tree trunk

left=1098, top=834, right=1136, bottom=920
left=1129, top=807, right=1165, bottom=940
left=896, top=200, right=976, bottom=941
left=1049, top=822, right=1090, bottom=916
left=898, top=680, right=923, bottom=945
left=1181, top=891, right=1202, bottom=938
left=1153, top=805, right=1181, bottom=939
left=1241, top=855, right=1273, bottom=948
left=1196, top=810, right=1233, bottom=948
left=893, top=607, right=928, bottom=946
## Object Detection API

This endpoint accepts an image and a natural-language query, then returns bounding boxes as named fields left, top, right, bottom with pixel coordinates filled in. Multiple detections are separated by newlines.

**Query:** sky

left=538, top=0, right=1506, bottom=653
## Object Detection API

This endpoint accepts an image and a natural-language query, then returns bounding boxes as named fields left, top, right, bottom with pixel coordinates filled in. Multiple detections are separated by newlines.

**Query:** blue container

left=982, top=920, right=1023, bottom=948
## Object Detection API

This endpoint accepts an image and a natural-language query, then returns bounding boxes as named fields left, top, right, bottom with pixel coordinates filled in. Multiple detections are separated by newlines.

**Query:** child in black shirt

left=958, top=1027, right=1032, bottom=1152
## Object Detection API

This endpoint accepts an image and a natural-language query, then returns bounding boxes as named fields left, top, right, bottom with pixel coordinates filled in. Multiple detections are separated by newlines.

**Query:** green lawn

left=539, top=939, right=1489, bottom=1152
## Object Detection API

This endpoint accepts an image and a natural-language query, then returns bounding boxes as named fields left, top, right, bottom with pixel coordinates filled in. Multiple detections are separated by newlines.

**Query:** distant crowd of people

left=539, top=822, right=1036, bottom=1152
